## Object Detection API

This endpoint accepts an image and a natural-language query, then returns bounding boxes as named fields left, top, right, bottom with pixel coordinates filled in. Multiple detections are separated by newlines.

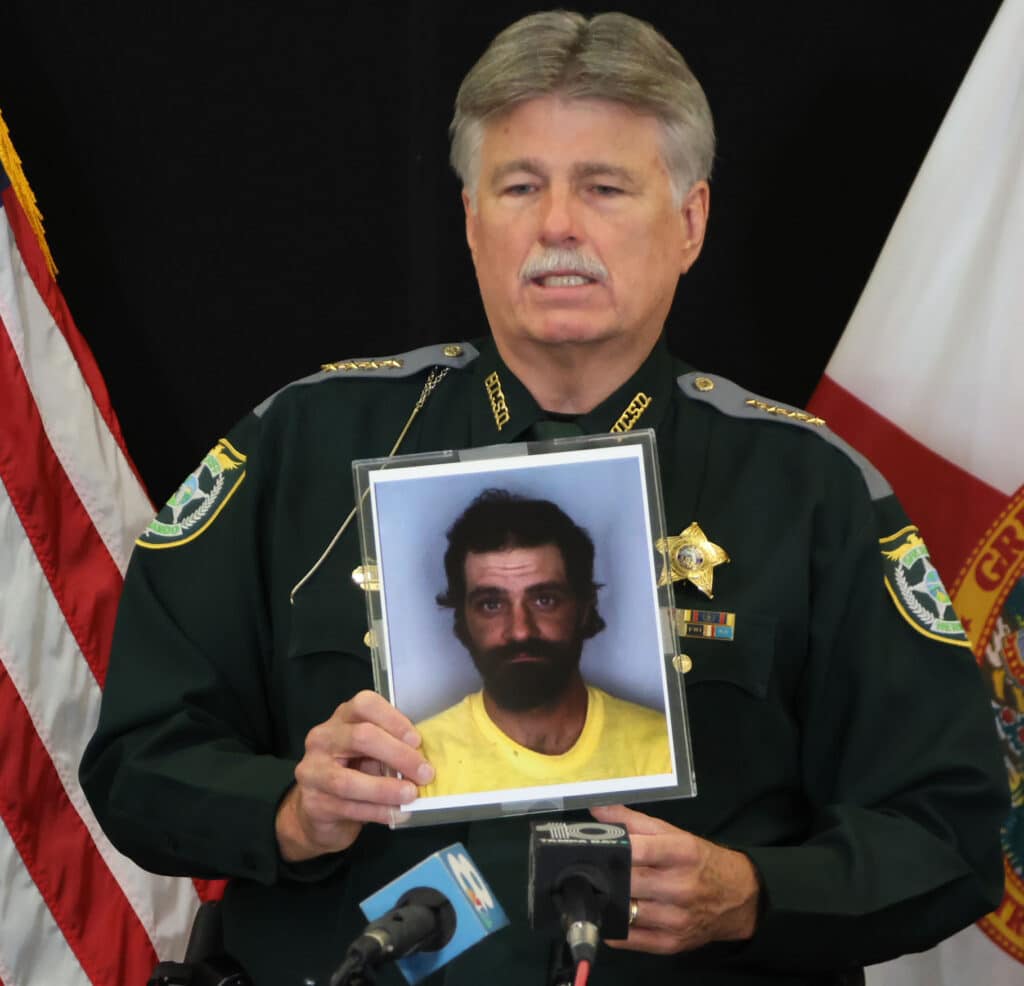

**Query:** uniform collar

left=468, top=336, right=677, bottom=445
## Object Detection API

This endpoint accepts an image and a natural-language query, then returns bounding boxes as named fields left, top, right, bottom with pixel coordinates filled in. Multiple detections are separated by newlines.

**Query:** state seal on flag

left=137, top=438, right=247, bottom=549
left=880, top=526, right=970, bottom=646
left=952, top=487, right=1024, bottom=963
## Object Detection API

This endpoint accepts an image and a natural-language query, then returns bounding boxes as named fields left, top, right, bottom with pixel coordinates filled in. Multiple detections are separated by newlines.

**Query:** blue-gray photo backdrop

left=370, top=449, right=669, bottom=723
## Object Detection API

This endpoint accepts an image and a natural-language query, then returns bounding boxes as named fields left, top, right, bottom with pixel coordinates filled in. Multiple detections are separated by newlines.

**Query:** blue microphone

left=331, top=843, right=508, bottom=985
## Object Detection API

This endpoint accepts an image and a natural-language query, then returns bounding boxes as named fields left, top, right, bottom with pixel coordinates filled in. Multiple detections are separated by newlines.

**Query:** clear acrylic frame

left=352, top=429, right=695, bottom=828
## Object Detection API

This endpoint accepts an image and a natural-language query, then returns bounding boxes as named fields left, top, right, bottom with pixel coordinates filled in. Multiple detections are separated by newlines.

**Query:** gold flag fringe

left=0, top=107, right=58, bottom=278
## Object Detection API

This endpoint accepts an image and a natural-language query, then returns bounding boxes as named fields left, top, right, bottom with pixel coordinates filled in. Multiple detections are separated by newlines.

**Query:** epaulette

left=254, top=342, right=478, bottom=418
left=677, top=371, right=892, bottom=501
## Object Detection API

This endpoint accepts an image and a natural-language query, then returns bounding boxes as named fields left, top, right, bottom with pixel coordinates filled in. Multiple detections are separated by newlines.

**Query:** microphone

left=528, top=820, right=631, bottom=969
left=331, top=843, right=508, bottom=986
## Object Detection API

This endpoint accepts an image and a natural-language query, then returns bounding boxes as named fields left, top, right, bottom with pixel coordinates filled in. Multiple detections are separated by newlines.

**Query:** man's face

left=460, top=544, right=587, bottom=711
left=463, top=95, right=709, bottom=363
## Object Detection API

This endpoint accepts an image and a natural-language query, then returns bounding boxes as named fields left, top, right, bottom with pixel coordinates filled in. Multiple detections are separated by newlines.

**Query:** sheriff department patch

left=880, top=525, right=970, bottom=646
left=137, top=438, right=247, bottom=549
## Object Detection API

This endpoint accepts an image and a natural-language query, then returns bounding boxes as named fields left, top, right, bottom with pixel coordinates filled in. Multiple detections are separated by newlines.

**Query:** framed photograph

left=353, top=430, right=695, bottom=827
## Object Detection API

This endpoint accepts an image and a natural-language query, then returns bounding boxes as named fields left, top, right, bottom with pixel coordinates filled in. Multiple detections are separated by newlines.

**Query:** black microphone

left=528, top=819, right=632, bottom=969
left=331, top=888, right=455, bottom=985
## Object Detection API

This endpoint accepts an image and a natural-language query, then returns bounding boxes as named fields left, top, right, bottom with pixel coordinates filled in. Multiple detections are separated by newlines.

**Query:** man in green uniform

left=416, top=489, right=671, bottom=799
left=80, top=10, right=1007, bottom=986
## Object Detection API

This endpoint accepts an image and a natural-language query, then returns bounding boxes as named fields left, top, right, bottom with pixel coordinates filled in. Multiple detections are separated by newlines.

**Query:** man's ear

left=462, top=188, right=478, bottom=262
left=578, top=594, right=606, bottom=639
left=678, top=180, right=710, bottom=275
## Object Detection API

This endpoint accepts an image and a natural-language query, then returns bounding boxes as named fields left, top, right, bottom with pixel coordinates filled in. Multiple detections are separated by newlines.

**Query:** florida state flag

left=809, top=0, right=1023, bottom=981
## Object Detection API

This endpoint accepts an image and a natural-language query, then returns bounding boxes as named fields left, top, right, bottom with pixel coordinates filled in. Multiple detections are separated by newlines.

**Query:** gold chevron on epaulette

left=321, top=357, right=405, bottom=372
left=321, top=343, right=469, bottom=373
left=742, top=397, right=825, bottom=426
left=679, top=373, right=826, bottom=426
left=677, top=370, right=892, bottom=501
left=253, top=342, right=478, bottom=419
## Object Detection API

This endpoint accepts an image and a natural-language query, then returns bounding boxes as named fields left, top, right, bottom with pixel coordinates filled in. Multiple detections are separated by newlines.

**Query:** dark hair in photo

left=437, top=488, right=605, bottom=639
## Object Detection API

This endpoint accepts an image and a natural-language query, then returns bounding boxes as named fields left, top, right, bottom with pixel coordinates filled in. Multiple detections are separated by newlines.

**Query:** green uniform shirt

left=80, top=337, right=1007, bottom=986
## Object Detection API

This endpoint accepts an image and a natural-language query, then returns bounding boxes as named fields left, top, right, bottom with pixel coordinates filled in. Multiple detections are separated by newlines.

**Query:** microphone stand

left=329, top=954, right=377, bottom=986
left=544, top=868, right=608, bottom=986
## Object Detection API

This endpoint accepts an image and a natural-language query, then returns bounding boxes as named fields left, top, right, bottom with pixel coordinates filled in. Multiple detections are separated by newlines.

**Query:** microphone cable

left=573, top=957, right=591, bottom=986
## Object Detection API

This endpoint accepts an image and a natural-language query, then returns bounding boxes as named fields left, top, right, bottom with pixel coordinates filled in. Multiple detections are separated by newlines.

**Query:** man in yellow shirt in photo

left=416, top=488, right=671, bottom=798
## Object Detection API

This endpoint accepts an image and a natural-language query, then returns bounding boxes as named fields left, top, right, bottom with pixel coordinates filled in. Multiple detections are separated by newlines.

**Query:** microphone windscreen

left=392, top=887, right=456, bottom=951
left=529, top=820, right=632, bottom=938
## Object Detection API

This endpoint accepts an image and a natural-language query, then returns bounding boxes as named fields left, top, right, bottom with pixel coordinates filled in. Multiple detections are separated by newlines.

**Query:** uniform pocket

left=678, top=613, right=776, bottom=699
left=286, top=586, right=373, bottom=665
left=279, top=587, right=378, bottom=751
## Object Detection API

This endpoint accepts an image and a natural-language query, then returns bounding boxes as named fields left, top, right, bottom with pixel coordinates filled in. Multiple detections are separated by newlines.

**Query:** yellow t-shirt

left=415, top=685, right=671, bottom=798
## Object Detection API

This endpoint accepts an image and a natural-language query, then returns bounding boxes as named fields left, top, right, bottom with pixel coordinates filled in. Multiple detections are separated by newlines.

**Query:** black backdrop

left=1, top=2, right=1002, bottom=504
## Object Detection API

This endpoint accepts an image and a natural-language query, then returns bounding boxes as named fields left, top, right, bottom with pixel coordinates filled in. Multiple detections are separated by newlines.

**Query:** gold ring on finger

left=628, top=897, right=639, bottom=927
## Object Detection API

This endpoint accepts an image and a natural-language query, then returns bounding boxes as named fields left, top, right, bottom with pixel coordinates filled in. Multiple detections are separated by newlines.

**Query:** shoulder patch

left=137, top=438, right=247, bottom=549
left=677, top=371, right=892, bottom=501
left=253, top=342, right=478, bottom=418
left=880, top=525, right=970, bottom=647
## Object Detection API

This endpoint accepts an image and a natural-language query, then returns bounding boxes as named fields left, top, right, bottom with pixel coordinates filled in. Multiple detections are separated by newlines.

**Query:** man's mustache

left=520, top=248, right=608, bottom=283
left=481, top=637, right=577, bottom=663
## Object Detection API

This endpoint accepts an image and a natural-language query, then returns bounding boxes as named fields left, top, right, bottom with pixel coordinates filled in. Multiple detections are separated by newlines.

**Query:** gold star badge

left=656, top=522, right=730, bottom=598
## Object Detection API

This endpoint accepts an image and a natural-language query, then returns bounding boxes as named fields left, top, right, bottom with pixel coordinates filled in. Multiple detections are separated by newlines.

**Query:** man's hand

left=590, top=804, right=760, bottom=954
left=275, top=690, right=435, bottom=862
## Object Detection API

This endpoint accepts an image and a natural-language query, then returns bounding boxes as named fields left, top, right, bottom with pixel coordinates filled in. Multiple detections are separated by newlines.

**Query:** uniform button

left=673, top=653, right=693, bottom=673
left=694, top=377, right=714, bottom=392
left=442, top=344, right=463, bottom=358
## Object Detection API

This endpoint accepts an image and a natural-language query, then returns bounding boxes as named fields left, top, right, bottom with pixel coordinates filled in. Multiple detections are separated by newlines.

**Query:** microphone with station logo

left=528, top=820, right=632, bottom=981
left=330, top=843, right=508, bottom=986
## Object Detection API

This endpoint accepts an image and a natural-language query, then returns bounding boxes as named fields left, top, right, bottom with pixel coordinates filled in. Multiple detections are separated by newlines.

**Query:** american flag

left=0, top=110, right=200, bottom=986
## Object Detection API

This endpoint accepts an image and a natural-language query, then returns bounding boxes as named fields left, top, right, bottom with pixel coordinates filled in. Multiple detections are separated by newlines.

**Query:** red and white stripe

left=0, top=166, right=200, bottom=983
left=809, top=0, right=1024, bottom=982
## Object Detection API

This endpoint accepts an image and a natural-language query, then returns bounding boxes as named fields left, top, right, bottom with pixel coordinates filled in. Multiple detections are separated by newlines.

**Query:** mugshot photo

left=358, top=438, right=691, bottom=819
